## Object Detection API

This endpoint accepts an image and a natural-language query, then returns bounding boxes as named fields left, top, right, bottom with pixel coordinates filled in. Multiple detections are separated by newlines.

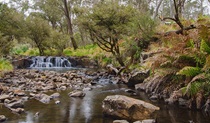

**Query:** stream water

left=1, top=68, right=210, bottom=123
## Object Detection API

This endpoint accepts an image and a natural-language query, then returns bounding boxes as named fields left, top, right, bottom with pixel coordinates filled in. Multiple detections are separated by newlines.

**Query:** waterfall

left=29, top=56, right=71, bottom=68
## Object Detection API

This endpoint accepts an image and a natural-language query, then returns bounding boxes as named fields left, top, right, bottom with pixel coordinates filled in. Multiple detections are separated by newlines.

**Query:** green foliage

left=24, top=48, right=40, bottom=56
left=0, top=58, right=13, bottom=71
left=34, top=0, right=63, bottom=30
left=197, top=17, right=210, bottom=42
left=11, top=44, right=30, bottom=55
left=193, top=54, right=205, bottom=67
left=203, top=55, right=210, bottom=71
left=63, top=48, right=73, bottom=56
left=0, top=32, right=13, bottom=56
left=187, top=39, right=195, bottom=48
left=183, top=82, right=203, bottom=97
left=47, top=30, right=69, bottom=55
left=102, top=57, right=112, bottom=64
left=78, top=1, right=155, bottom=66
left=122, top=37, right=142, bottom=63
left=200, top=39, right=210, bottom=54
left=26, top=16, right=52, bottom=55
left=134, top=12, right=156, bottom=39
left=63, top=44, right=98, bottom=57
left=177, top=66, right=202, bottom=77
left=0, top=3, right=26, bottom=39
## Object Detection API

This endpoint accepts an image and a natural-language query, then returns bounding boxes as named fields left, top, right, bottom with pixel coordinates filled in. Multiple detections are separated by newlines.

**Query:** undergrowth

left=0, top=58, right=13, bottom=76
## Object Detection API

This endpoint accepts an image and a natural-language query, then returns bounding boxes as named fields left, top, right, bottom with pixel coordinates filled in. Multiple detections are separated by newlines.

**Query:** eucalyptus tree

left=34, top=0, right=63, bottom=30
left=61, top=0, right=78, bottom=49
left=33, top=0, right=78, bottom=50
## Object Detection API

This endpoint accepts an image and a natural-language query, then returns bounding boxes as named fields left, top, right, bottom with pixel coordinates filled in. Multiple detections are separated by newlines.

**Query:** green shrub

left=24, top=48, right=39, bottom=56
left=63, top=48, right=73, bottom=56
left=11, top=44, right=30, bottom=55
left=63, top=44, right=99, bottom=57
left=0, top=58, right=13, bottom=76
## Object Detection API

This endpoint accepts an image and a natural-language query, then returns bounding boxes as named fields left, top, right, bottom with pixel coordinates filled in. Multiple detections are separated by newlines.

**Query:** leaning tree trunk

left=116, top=55, right=125, bottom=67
left=63, top=0, right=78, bottom=50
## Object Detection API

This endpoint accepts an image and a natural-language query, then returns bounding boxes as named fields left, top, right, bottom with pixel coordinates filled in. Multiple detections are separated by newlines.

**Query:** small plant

left=200, top=39, right=210, bottom=54
left=11, top=44, right=30, bottom=55
left=182, top=81, right=203, bottom=97
left=0, top=58, right=13, bottom=76
left=24, top=48, right=40, bottom=56
left=63, top=48, right=73, bottom=56
left=177, top=66, right=202, bottom=77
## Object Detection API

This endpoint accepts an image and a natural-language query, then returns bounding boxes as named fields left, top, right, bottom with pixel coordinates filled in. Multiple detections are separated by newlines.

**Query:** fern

left=203, top=55, right=210, bottom=71
left=184, top=82, right=203, bottom=97
left=200, top=39, right=210, bottom=54
left=187, top=39, right=195, bottom=48
left=193, top=53, right=206, bottom=67
left=177, top=66, right=202, bottom=77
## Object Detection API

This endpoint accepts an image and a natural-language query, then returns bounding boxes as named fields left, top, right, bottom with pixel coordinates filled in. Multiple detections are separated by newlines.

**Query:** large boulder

left=12, top=58, right=33, bottom=69
left=127, top=70, right=150, bottom=87
left=68, top=56, right=98, bottom=68
left=102, top=95, right=159, bottom=121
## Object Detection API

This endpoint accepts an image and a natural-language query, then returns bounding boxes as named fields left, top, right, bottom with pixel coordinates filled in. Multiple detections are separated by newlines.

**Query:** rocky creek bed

left=0, top=68, right=210, bottom=123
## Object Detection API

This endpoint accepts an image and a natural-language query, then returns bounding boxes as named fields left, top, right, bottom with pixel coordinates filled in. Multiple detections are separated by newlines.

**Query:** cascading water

left=29, top=56, right=71, bottom=68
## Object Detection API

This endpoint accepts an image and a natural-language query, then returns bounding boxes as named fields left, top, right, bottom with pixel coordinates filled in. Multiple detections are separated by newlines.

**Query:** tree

left=48, top=30, right=69, bottom=55
left=0, top=3, right=26, bottom=40
left=61, top=0, right=78, bottom=50
left=26, top=16, right=51, bottom=55
left=33, top=0, right=78, bottom=50
left=0, top=32, right=12, bottom=56
left=0, top=3, right=26, bottom=56
left=153, top=0, right=164, bottom=19
left=78, top=1, right=155, bottom=66
left=34, top=0, right=63, bottom=30
left=160, top=0, right=196, bottom=34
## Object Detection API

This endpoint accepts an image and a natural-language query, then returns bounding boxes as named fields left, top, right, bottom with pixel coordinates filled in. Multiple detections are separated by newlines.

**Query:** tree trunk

left=63, top=0, right=78, bottom=50
left=116, top=55, right=125, bottom=67
left=153, top=0, right=164, bottom=19
left=169, top=0, right=174, bottom=17
left=37, top=44, right=44, bottom=56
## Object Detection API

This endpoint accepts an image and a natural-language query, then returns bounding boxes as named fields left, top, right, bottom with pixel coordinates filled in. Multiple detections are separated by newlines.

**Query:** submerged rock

left=102, top=95, right=159, bottom=120
left=50, top=93, right=60, bottom=99
left=113, top=120, right=129, bottom=123
left=55, top=100, right=60, bottom=104
left=133, top=119, right=156, bottom=123
left=69, top=90, right=85, bottom=97
left=141, top=119, right=156, bottom=123
left=6, top=100, right=24, bottom=109
left=11, top=108, right=25, bottom=114
left=35, top=93, right=51, bottom=104
left=83, top=87, right=92, bottom=91
left=0, top=115, right=7, bottom=122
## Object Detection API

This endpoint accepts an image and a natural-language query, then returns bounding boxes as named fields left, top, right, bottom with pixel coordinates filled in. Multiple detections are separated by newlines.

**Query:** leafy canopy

left=78, top=1, right=155, bottom=66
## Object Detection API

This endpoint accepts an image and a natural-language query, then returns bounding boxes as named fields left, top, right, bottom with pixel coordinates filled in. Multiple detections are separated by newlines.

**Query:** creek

left=1, top=67, right=210, bottom=123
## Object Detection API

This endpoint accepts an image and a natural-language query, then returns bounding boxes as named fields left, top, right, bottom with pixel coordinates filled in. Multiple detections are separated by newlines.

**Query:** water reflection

left=1, top=84, right=210, bottom=123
